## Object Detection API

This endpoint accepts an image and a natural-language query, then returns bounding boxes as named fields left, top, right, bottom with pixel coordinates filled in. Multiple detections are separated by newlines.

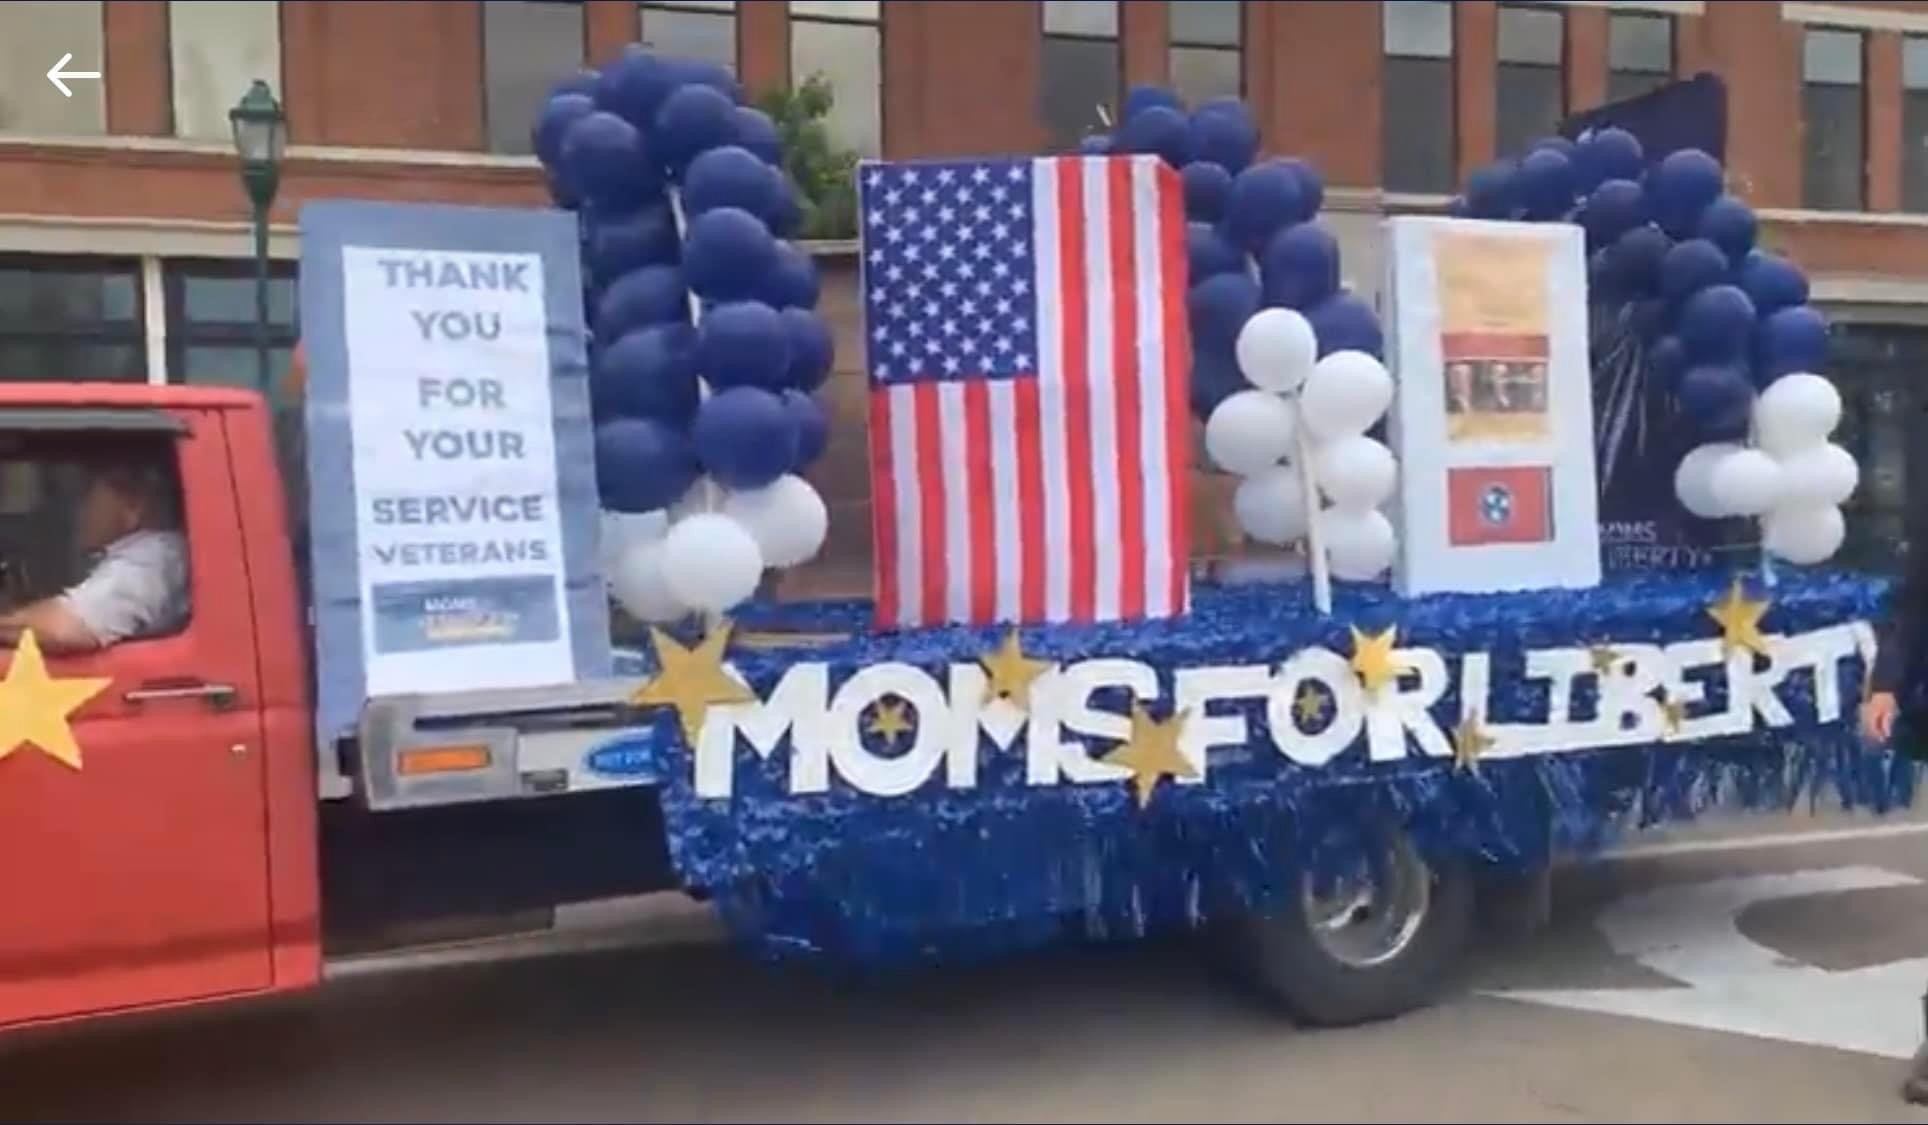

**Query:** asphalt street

left=9, top=810, right=1928, bottom=1124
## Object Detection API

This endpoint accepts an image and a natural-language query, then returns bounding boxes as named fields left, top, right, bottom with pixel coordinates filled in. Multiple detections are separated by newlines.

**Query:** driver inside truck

left=0, top=457, right=189, bottom=655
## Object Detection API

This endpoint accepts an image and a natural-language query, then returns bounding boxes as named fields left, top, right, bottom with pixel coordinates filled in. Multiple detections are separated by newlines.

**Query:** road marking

left=1491, top=866, right=1928, bottom=1059
left=1603, top=819, right=1928, bottom=862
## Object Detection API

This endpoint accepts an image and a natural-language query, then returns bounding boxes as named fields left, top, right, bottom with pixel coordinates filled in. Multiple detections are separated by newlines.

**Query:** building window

left=1382, top=0, right=1455, bottom=195
left=1171, top=1, right=1242, bottom=106
left=0, top=1, right=106, bottom=135
left=1495, top=3, right=1564, bottom=156
left=1904, top=37, right=1928, bottom=212
left=641, top=1, right=737, bottom=74
left=1041, top=0, right=1120, bottom=150
left=1803, top=27, right=1866, bottom=211
left=0, top=257, right=144, bottom=383
left=1828, top=323, right=1928, bottom=576
left=1607, top=11, right=1673, bottom=103
left=790, top=2, right=881, bottom=157
left=163, top=260, right=300, bottom=397
left=483, top=1, right=588, bottom=155
left=170, top=1, right=282, bottom=142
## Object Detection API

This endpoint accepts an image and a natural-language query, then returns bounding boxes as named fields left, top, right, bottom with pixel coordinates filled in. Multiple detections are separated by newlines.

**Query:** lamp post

left=229, top=80, right=286, bottom=392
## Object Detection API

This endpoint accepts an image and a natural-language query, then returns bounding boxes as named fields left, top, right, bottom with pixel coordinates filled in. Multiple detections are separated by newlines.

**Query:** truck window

left=0, top=433, right=192, bottom=650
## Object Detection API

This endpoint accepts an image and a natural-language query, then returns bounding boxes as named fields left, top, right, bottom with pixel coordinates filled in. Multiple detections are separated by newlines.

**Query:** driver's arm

left=0, top=598, right=102, bottom=654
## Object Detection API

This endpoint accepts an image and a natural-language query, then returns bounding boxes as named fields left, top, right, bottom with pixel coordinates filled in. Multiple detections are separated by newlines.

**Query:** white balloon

left=1674, top=441, right=1743, bottom=519
left=1233, top=464, right=1310, bottom=546
left=600, top=509, right=670, bottom=573
left=608, top=539, right=686, bottom=623
left=1235, top=307, right=1318, bottom=394
left=1205, top=390, right=1298, bottom=476
left=1755, top=373, right=1842, bottom=458
left=1778, top=442, right=1860, bottom=508
left=721, top=474, right=829, bottom=569
left=1299, top=350, right=1395, bottom=442
left=661, top=512, right=765, bottom=613
left=1314, top=434, right=1398, bottom=512
left=1762, top=502, right=1846, bottom=566
left=1320, top=507, right=1397, bottom=581
left=1707, top=447, right=1785, bottom=518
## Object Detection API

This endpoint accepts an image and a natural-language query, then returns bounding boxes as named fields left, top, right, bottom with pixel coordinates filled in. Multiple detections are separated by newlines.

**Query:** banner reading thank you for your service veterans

left=301, top=200, right=609, bottom=743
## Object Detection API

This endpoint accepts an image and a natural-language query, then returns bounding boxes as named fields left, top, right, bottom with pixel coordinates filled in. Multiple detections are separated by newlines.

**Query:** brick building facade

left=1, top=0, right=1926, bottom=589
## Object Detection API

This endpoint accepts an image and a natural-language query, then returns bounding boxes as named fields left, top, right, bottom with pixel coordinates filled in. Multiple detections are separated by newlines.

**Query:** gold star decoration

left=1588, top=644, right=1620, bottom=677
left=1293, top=682, right=1329, bottom=727
left=630, top=623, right=754, bottom=744
left=864, top=697, right=915, bottom=746
left=0, top=631, right=112, bottom=771
left=1348, top=625, right=1407, bottom=695
left=979, top=629, right=1051, bottom=711
left=1706, top=578, right=1773, bottom=660
left=1452, top=710, right=1496, bottom=774
left=1101, top=702, right=1198, bottom=809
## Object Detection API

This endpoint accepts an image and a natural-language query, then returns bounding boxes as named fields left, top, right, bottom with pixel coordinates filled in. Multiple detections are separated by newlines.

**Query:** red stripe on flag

left=1057, top=159, right=1097, bottom=621
left=913, top=381, right=946, bottom=626
left=1014, top=377, right=1046, bottom=622
left=1156, top=162, right=1191, bottom=613
left=1108, top=158, right=1146, bottom=619
left=867, top=389, right=900, bottom=626
left=964, top=379, right=996, bottom=623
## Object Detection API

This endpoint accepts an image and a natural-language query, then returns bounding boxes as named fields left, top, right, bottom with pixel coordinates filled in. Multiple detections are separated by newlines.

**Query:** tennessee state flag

left=1446, top=466, right=1554, bottom=547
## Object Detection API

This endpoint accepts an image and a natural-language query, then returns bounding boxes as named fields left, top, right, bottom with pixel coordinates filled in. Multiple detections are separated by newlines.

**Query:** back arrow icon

left=46, top=53, right=101, bottom=99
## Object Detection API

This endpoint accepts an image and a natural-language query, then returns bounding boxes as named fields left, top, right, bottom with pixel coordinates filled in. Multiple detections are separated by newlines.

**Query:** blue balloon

left=1578, top=126, right=1645, bottom=188
left=1307, top=292, right=1384, bottom=359
left=667, top=57, right=742, bottom=101
left=1226, top=160, right=1311, bottom=250
left=729, top=106, right=783, bottom=164
left=1530, top=136, right=1577, bottom=158
left=1290, top=160, right=1326, bottom=219
left=593, top=46, right=678, bottom=133
left=693, top=387, right=799, bottom=490
left=780, top=307, right=835, bottom=392
left=769, top=177, right=804, bottom=238
left=1738, top=250, right=1810, bottom=315
left=1120, top=105, right=1192, bottom=167
left=1519, top=147, right=1577, bottom=220
left=1190, top=348, right=1245, bottom=422
left=591, top=324, right=700, bottom=424
left=1628, top=297, right=1670, bottom=341
left=1187, top=273, right=1261, bottom=355
left=1124, top=84, right=1184, bottom=120
left=1186, top=223, right=1247, bottom=281
left=1678, top=284, right=1757, bottom=363
left=1659, top=239, right=1730, bottom=305
left=1697, top=194, right=1757, bottom=262
left=1649, top=335, right=1688, bottom=388
left=1583, top=179, right=1649, bottom=246
left=1755, top=304, right=1830, bottom=381
left=1182, top=162, right=1234, bottom=223
left=588, top=205, right=680, bottom=280
left=1650, top=148, right=1724, bottom=238
left=683, top=206, right=777, bottom=301
left=655, top=83, right=737, bottom=172
left=1079, top=133, right=1114, bottom=155
left=546, top=168, right=582, bottom=212
left=1676, top=363, right=1754, bottom=438
left=1259, top=222, right=1340, bottom=311
left=683, top=144, right=784, bottom=221
left=595, top=265, right=688, bottom=339
left=560, top=111, right=662, bottom=211
left=1465, top=160, right=1520, bottom=220
left=1587, top=249, right=1622, bottom=304
left=550, top=70, right=600, bottom=100
left=696, top=300, right=792, bottom=391
left=1610, top=225, right=1672, bottom=295
left=781, top=389, right=830, bottom=469
left=1189, top=102, right=1260, bottom=174
left=595, top=417, right=700, bottom=513
left=758, top=242, right=820, bottom=310
left=534, top=93, right=596, bottom=169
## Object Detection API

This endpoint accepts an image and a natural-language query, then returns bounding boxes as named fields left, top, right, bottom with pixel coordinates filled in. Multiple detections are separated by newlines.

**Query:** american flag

left=859, top=155, right=1191, bottom=628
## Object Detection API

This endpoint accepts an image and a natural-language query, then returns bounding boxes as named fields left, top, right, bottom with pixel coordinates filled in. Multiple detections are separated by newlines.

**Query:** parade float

left=400, top=58, right=1908, bottom=1022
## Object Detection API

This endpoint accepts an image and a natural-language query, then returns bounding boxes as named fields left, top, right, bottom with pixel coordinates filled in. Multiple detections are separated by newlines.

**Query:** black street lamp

left=229, top=80, right=286, bottom=392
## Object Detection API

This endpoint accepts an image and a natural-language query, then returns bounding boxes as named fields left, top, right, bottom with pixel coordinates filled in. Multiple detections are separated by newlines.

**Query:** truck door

left=0, top=407, right=274, bottom=1028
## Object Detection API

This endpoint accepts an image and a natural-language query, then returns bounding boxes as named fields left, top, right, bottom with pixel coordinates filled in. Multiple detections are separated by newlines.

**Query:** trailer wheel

left=1225, top=829, right=1473, bottom=1027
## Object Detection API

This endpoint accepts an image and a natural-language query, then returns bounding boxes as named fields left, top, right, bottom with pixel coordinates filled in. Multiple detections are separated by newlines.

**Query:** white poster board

left=1383, top=216, right=1601, bottom=596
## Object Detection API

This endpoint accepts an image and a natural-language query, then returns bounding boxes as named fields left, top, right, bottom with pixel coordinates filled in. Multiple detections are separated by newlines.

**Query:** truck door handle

left=122, top=682, right=239, bottom=709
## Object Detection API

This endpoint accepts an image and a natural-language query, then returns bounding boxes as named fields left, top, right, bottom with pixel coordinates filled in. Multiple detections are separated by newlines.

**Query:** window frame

left=0, top=253, right=147, bottom=384
left=1494, top=1, right=1567, bottom=157
left=639, top=0, right=741, bottom=74
left=1381, top=0, right=1458, bottom=196
left=1169, top=0, right=1244, bottom=103
left=1606, top=10, right=1675, bottom=102
left=1800, top=24, right=1869, bottom=212
left=1039, top=0, right=1122, bottom=147
left=160, top=258, right=301, bottom=390
left=787, top=0, right=884, bottom=158
left=479, top=0, right=591, bottom=157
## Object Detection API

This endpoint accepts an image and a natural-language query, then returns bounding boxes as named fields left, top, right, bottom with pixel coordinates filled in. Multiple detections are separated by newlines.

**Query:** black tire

left=1220, top=829, right=1474, bottom=1028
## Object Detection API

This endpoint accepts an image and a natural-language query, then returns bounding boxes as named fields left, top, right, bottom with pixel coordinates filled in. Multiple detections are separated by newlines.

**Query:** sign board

left=1384, top=216, right=1602, bottom=596
left=301, top=200, right=609, bottom=745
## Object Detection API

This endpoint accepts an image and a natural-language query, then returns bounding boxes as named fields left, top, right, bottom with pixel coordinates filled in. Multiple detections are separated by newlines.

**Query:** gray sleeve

left=59, top=541, right=180, bottom=646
